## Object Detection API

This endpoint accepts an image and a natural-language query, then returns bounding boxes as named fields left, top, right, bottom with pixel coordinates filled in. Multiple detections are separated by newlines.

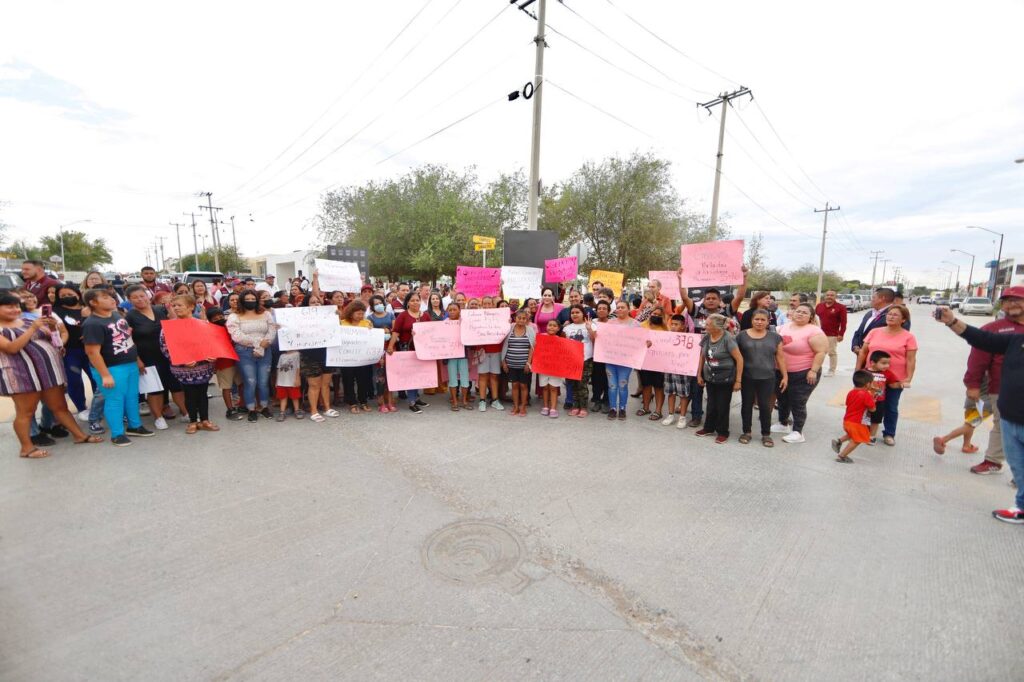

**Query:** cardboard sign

left=325, top=327, right=385, bottom=367
left=679, top=240, right=745, bottom=287
left=593, top=321, right=648, bottom=369
left=455, top=265, right=501, bottom=299
left=544, top=256, right=578, bottom=282
left=161, top=318, right=239, bottom=365
left=273, top=306, right=343, bottom=351
left=588, top=270, right=625, bottom=297
left=648, top=271, right=681, bottom=300
left=460, top=308, right=511, bottom=345
left=385, top=350, right=439, bottom=391
left=500, top=265, right=543, bottom=301
left=641, top=331, right=701, bottom=376
left=412, top=320, right=465, bottom=360
left=314, top=258, right=363, bottom=292
left=531, top=333, right=584, bottom=380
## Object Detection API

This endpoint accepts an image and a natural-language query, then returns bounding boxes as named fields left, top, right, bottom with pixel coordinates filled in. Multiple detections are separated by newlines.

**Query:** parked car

left=182, top=271, right=224, bottom=285
left=0, top=272, right=24, bottom=290
left=836, top=294, right=856, bottom=309
left=960, top=297, right=994, bottom=316
left=949, top=297, right=964, bottom=310
left=934, top=296, right=949, bottom=306
left=919, top=296, right=933, bottom=304
left=852, top=295, right=868, bottom=311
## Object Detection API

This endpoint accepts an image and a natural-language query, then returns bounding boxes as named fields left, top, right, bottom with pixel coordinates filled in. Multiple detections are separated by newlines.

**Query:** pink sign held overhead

left=593, top=322, right=649, bottom=370
left=648, top=271, right=681, bottom=300
left=544, top=256, right=578, bottom=282
left=641, top=331, right=701, bottom=376
left=385, top=351, right=439, bottom=391
left=455, top=266, right=501, bottom=299
left=679, top=240, right=745, bottom=287
left=412, top=320, right=465, bottom=360
left=460, top=308, right=511, bottom=345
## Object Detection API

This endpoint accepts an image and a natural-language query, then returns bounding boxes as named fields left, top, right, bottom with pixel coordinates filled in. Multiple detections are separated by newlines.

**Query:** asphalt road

left=1, top=303, right=1021, bottom=681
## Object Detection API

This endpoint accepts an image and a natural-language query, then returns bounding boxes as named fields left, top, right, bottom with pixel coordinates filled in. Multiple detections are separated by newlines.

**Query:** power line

left=375, top=96, right=504, bottom=166
left=732, top=106, right=824, bottom=207
left=220, top=0, right=444, bottom=202
left=751, top=99, right=832, bottom=201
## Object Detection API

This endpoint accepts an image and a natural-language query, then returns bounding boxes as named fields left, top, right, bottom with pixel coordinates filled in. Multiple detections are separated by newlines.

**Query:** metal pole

left=993, top=233, right=1004, bottom=301
left=190, top=213, right=200, bottom=270
left=230, top=215, right=238, bottom=255
left=709, top=97, right=728, bottom=240
left=526, top=0, right=547, bottom=231
left=206, top=194, right=221, bottom=272
left=869, top=250, right=884, bottom=290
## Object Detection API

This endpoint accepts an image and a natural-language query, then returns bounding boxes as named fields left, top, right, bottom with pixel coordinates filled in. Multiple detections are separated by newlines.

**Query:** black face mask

left=59, top=296, right=79, bottom=307
left=210, top=318, right=226, bottom=326
left=650, top=316, right=663, bottom=326
left=241, top=299, right=258, bottom=311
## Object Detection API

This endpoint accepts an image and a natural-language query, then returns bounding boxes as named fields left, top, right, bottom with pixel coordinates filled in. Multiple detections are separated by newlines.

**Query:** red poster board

left=531, top=334, right=584, bottom=381
left=161, top=318, right=239, bottom=365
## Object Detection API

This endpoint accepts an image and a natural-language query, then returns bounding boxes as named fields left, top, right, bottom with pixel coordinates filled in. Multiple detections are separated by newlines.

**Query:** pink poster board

left=679, top=240, right=745, bottom=287
left=648, top=271, right=681, bottom=300
left=641, top=331, right=701, bottom=375
left=455, top=266, right=501, bottom=299
left=593, top=322, right=649, bottom=370
left=544, top=256, right=578, bottom=282
left=412, top=320, right=465, bottom=360
left=385, top=351, right=439, bottom=391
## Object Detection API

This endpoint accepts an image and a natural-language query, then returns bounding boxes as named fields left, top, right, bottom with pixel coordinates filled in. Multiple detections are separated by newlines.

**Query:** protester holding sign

left=501, top=308, right=536, bottom=417
left=737, top=309, right=787, bottom=446
left=125, top=285, right=187, bottom=429
left=475, top=297, right=506, bottom=412
left=696, top=314, right=744, bottom=444
left=388, top=291, right=431, bottom=414
left=444, top=303, right=472, bottom=411
left=638, top=313, right=669, bottom=421
left=562, top=305, right=595, bottom=418
left=589, top=301, right=611, bottom=413
left=227, top=290, right=277, bottom=423
left=160, top=295, right=219, bottom=434
left=661, top=315, right=693, bottom=428
left=340, top=300, right=374, bottom=414
left=596, top=300, right=639, bottom=420
left=536, top=320, right=566, bottom=418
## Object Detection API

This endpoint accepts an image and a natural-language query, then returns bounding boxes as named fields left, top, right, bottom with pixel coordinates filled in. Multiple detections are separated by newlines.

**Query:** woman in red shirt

left=387, top=292, right=430, bottom=413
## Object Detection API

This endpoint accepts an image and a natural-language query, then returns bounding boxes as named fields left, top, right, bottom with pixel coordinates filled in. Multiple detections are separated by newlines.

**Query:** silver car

left=960, top=297, right=994, bottom=315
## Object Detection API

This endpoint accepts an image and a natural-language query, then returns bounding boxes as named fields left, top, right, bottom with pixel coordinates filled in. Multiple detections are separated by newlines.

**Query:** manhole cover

left=422, top=520, right=529, bottom=592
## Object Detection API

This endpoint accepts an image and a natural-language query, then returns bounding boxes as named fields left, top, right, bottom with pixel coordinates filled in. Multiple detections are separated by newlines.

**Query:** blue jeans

left=883, top=387, right=903, bottom=438
left=63, top=347, right=90, bottom=412
left=1002, top=418, right=1024, bottom=510
left=405, top=388, right=420, bottom=405
left=690, top=377, right=704, bottom=419
left=235, top=345, right=272, bottom=410
left=91, top=363, right=141, bottom=438
left=446, top=358, right=470, bottom=388
left=605, top=364, right=632, bottom=412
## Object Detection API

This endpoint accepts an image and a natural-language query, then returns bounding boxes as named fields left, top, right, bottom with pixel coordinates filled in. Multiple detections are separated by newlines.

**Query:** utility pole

left=230, top=215, right=238, bottom=254
left=869, top=250, right=885, bottom=289
left=184, top=212, right=200, bottom=271
left=198, top=192, right=223, bottom=271
left=156, top=236, right=166, bottom=271
left=169, top=222, right=185, bottom=272
left=698, top=86, right=752, bottom=239
left=813, top=203, right=840, bottom=304
left=525, top=0, right=548, bottom=231
left=880, top=259, right=891, bottom=286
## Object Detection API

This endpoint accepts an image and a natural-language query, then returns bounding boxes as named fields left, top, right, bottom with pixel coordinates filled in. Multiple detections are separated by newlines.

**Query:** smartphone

left=932, top=308, right=943, bottom=320
left=41, top=304, right=52, bottom=317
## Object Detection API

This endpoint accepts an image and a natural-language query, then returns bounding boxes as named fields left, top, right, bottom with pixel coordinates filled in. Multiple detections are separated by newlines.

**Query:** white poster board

left=314, top=258, right=363, bottom=292
left=500, top=265, right=543, bottom=301
left=273, top=306, right=343, bottom=351
left=325, top=327, right=385, bottom=367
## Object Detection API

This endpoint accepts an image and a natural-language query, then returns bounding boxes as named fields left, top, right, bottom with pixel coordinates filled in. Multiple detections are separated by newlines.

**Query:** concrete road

left=2, top=304, right=1021, bottom=681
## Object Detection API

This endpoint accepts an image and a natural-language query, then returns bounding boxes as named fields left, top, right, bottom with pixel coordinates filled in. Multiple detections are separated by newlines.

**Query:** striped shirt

left=504, top=332, right=531, bottom=369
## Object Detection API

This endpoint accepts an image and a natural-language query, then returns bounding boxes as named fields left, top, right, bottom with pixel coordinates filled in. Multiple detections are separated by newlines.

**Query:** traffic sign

left=474, top=244, right=492, bottom=251
left=472, top=235, right=496, bottom=247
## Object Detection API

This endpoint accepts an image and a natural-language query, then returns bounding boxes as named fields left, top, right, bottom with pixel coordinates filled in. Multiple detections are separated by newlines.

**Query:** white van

left=182, top=271, right=224, bottom=285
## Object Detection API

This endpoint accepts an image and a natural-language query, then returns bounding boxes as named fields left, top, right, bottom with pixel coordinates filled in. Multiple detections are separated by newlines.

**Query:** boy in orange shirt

left=831, top=370, right=879, bottom=463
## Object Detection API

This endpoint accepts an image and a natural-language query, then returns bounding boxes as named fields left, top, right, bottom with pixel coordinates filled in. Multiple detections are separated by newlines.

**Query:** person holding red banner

left=537, top=320, right=565, bottom=418
left=562, top=305, right=595, bottom=418
left=597, top=300, right=638, bottom=421
left=161, top=295, right=219, bottom=434
left=501, top=308, right=536, bottom=417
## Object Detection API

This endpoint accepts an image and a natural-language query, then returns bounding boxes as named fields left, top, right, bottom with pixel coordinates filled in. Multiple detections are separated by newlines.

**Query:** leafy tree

left=177, top=246, right=247, bottom=274
left=745, top=231, right=766, bottom=275
left=33, top=230, right=113, bottom=270
left=748, top=267, right=788, bottom=292
left=786, top=263, right=845, bottom=294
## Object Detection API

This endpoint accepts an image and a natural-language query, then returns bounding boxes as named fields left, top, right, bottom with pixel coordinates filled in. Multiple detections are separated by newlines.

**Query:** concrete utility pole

left=698, top=87, right=752, bottom=239
left=525, top=0, right=548, bottom=231
left=950, top=248, right=975, bottom=295
left=199, top=192, right=223, bottom=272
left=170, top=222, right=185, bottom=272
left=156, top=236, right=166, bottom=270
left=813, top=203, right=840, bottom=304
left=879, top=259, right=891, bottom=286
left=230, top=215, right=238, bottom=254
left=184, top=212, right=200, bottom=271
left=869, top=250, right=885, bottom=290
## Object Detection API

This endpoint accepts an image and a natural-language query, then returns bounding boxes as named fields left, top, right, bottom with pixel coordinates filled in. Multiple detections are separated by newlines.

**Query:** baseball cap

left=360, top=284, right=373, bottom=292
left=999, top=286, right=1024, bottom=300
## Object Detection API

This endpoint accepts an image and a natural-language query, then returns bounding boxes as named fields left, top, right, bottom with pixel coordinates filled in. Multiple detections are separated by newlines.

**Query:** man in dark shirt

left=939, top=304, right=1024, bottom=524
left=20, top=259, right=62, bottom=306
left=851, top=287, right=909, bottom=356
left=815, top=290, right=848, bottom=376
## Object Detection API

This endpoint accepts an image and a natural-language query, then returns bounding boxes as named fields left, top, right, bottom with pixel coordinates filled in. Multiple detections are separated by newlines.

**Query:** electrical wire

left=732, top=107, right=825, bottom=207
left=374, top=96, right=504, bottom=166
left=220, top=0, right=443, bottom=202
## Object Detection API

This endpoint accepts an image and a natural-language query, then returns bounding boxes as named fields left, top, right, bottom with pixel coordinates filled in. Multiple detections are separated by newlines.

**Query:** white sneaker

left=154, top=417, right=169, bottom=431
left=770, top=423, right=791, bottom=433
left=661, top=414, right=676, bottom=426
left=826, top=370, right=836, bottom=377
left=478, top=400, right=487, bottom=412
left=77, top=410, right=90, bottom=422
left=676, top=417, right=688, bottom=430
left=139, top=403, right=152, bottom=416
left=491, top=400, right=505, bottom=411
left=782, top=431, right=805, bottom=443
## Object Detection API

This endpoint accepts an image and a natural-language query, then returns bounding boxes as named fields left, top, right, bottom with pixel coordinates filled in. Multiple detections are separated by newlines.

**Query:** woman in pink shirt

left=775, top=303, right=828, bottom=443
left=533, top=287, right=563, bottom=331
left=857, top=304, right=917, bottom=445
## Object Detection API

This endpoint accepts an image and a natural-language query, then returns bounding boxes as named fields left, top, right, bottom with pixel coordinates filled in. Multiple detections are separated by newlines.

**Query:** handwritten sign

left=544, top=256, right=578, bottom=282
left=588, top=270, right=625, bottom=297
left=532, top=333, right=584, bottom=380
left=501, top=265, right=543, bottom=301
left=314, top=258, right=363, bottom=292
left=385, top=351, right=439, bottom=391
left=679, top=240, right=745, bottom=287
left=273, top=306, right=343, bottom=351
left=161, top=318, right=238, bottom=365
left=459, top=308, right=511, bottom=345
left=455, top=265, right=501, bottom=299
left=648, top=271, right=681, bottom=300
left=641, top=331, right=701, bottom=375
left=325, top=327, right=385, bottom=367
left=593, top=322, right=648, bottom=369
left=412, top=320, right=465, bottom=360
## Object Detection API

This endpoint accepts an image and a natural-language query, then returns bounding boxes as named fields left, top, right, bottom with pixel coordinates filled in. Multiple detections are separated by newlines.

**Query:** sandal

left=961, top=444, right=979, bottom=454
left=20, top=448, right=50, bottom=458
left=762, top=436, right=774, bottom=448
left=186, top=423, right=199, bottom=434
left=310, top=413, right=325, bottom=423
left=648, top=412, right=662, bottom=421
left=325, top=409, right=341, bottom=418
left=932, top=436, right=946, bottom=455
left=836, top=455, right=854, bottom=464
left=636, top=408, right=650, bottom=417
left=738, top=433, right=753, bottom=444
left=577, top=409, right=588, bottom=418
left=883, top=436, right=895, bottom=446
left=73, top=435, right=104, bottom=444
left=350, top=406, right=360, bottom=414
left=450, top=403, right=459, bottom=412
left=360, top=404, right=372, bottom=412
left=199, top=421, right=220, bottom=432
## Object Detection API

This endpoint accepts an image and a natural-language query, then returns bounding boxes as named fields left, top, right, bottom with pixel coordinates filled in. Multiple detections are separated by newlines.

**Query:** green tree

left=36, top=230, right=113, bottom=270
left=785, top=264, right=845, bottom=293
left=749, top=267, right=788, bottom=291
left=177, top=246, right=247, bottom=274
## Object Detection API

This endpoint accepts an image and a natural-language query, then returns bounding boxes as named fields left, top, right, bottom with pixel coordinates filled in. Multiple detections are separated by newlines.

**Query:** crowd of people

left=3, top=258, right=1022, bottom=523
